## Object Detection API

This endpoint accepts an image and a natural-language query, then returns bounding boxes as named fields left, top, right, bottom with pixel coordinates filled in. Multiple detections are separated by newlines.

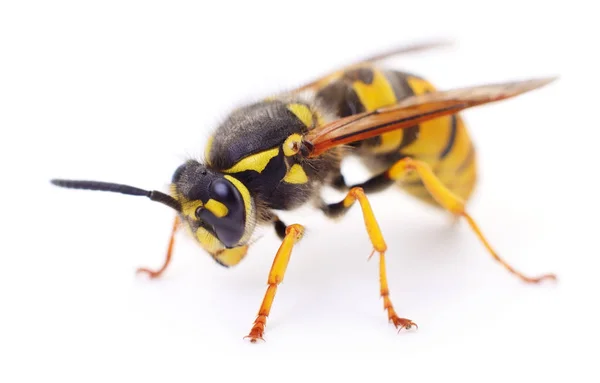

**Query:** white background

left=1, top=1, right=598, bottom=382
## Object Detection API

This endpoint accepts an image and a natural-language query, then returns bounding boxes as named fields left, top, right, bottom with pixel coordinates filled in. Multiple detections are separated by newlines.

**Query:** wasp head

left=170, top=160, right=256, bottom=267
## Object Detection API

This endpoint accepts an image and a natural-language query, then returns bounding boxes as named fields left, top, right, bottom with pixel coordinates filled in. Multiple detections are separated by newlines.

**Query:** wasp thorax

left=171, top=160, right=252, bottom=249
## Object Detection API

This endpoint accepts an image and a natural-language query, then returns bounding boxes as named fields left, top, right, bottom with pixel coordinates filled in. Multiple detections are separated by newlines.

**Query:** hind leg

left=374, top=157, right=556, bottom=283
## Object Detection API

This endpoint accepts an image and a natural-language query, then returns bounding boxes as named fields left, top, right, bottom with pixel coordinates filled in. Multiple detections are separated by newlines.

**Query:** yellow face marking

left=171, top=187, right=205, bottom=220
left=287, top=103, right=313, bottom=128
left=352, top=68, right=403, bottom=154
left=173, top=187, right=227, bottom=219
left=169, top=183, right=178, bottom=199
left=182, top=200, right=203, bottom=220
left=205, top=199, right=228, bottom=218
left=283, top=134, right=303, bottom=157
left=283, top=164, right=308, bottom=184
left=224, top=148, right=279, bottom=174
left=195, top=224, right=249, bottom=267
left=214, top=245, right=249, bottom=267
left=196, top=226, right=223, bottom=254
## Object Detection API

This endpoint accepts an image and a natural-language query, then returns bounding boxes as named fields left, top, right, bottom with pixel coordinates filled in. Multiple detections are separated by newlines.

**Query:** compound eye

left=198, top=177, right=246, bottom=248
left=210, top=179, right=236, bottom=203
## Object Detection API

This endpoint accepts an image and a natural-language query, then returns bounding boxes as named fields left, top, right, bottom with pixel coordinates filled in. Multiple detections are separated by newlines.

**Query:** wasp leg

left=245, top=224, right=304, bottom=343
left=136, top=216, right=180, bottom=279
left=321, top=188, right=417, bottom=332
left=330, top=172, right=349, bottom=191
left=351, top=172, right=396, bottom=194
left=271, top=215, right=288, bottom=241
left=264, top=211, right=288, bottom=240
left=385, top=157, right=557, bottom=283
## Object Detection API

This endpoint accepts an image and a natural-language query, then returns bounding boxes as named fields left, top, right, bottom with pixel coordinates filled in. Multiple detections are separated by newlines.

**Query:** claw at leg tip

left=244, top=335, right=265, bottom=344
left=135, top=268, right=159, bottom=279
left=527, top=273, right=558, bottom=284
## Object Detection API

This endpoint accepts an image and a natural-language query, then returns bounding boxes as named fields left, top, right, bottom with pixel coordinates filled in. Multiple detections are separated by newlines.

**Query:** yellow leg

left=245, top=224, right=304, bottom=343
left=136, top=216, right=180, bottom=279
left=388, top=157, right=557, bottom=284
left=322, top=187, right=417, bottom=331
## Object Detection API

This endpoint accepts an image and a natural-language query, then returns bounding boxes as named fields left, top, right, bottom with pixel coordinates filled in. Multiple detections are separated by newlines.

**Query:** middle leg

left=321, top=187, right=416, bottom=331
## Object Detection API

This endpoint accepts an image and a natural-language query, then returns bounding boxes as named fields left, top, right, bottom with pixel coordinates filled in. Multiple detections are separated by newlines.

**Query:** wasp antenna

left=541, top=75, right=560, bottom=85
left=50, top=179, right=181, bottom=212
left=363, top=39, right=455, bottom=63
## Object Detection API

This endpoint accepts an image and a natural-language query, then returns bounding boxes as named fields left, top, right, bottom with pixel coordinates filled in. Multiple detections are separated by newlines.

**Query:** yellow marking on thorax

left=287, top=103, right=313, bottom=128
left=352, top=68, right=403, bottom=154
left=224, top=147, right=279, bottom=174
left=314, top=110, right=325, bottom=127
left=204, top=135, right=214, bottom=164
left=283, top=164, right=308, bottom=184
left=283, top=134, right=303, bottom=156
left=205, top=199, right=228, bottom=218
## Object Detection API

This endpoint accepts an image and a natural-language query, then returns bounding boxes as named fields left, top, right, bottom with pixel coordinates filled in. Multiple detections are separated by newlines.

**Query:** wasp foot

left=244, top=315, right=267, bottom=343
left=390, top=314, right=418, bottom=332
left=135, top=267, right=165, bottom=279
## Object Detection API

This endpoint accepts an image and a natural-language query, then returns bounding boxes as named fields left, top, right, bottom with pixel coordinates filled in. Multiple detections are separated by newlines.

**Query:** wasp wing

left=304, top=77, right=557, bottom=157
left=292, top=40, right=453, bottom=93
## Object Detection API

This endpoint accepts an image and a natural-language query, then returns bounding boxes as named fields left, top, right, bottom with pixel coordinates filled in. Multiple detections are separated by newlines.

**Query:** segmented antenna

left=50, top=179, right=181, bottom=212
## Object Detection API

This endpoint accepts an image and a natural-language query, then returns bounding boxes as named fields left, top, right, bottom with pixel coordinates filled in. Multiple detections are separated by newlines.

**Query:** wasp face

left=170, top=160, right=256, bottom=266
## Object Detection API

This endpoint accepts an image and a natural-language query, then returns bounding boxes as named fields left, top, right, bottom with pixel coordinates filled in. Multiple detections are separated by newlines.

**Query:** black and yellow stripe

left=314, top=65, right=478, bottom=205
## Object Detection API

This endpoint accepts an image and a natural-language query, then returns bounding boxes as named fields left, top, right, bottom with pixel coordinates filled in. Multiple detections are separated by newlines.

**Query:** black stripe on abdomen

left=439, top=114, right=458, bottom=160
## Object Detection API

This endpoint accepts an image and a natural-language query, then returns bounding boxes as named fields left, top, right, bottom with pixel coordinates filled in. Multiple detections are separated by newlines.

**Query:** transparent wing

left=304, top=77, right=557, bottom=157
left=292, top=40, right=453, bottom=93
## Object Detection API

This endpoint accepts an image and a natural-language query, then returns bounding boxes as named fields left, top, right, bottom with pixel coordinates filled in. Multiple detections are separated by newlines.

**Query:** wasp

left=51, top=41, right=557, bottom=342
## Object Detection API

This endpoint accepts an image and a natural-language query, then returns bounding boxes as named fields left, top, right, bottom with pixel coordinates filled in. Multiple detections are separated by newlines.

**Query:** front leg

left=268, top=213, right=288, bottom=241
left=245, top=224, right=304, bottom=343
left=136, top=216, right=180, bottom=279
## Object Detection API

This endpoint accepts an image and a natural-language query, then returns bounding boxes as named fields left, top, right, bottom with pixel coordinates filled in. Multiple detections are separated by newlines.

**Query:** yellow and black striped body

left=204, top=99, right=342, bottom=213
left=192, top=64, right=478, bottom=267
left=203, top=64, right=477, bottom=225
left=312, top=65, right=478, bottom=205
